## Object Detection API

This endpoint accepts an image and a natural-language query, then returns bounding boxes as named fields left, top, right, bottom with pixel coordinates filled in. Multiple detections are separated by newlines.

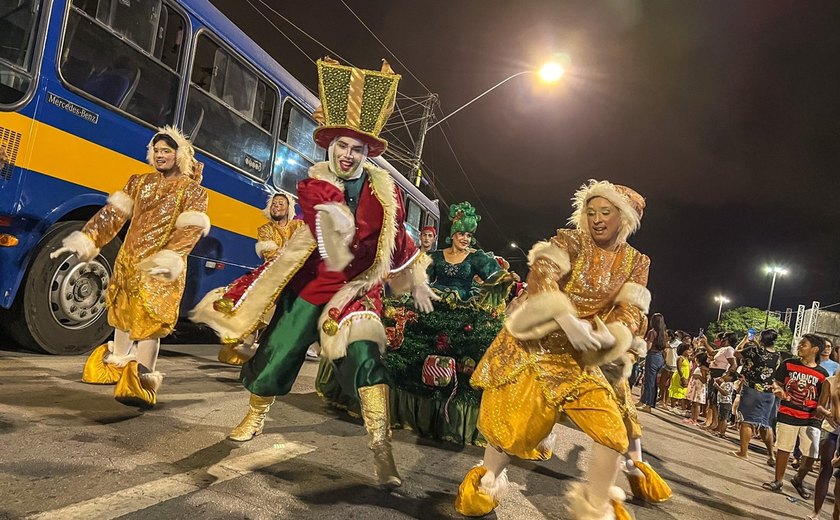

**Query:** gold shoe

left=217, top=343, right=250, bottom=366
left=627, top=460, right=672, bottom=503
left=454, top=466, right=502, bottom=517
left=229, top=394, right=275, bottom=441
left=82, top=343, right=131, bottom=385
left=359, top=384, right=401, bottom=488
left=114, top=361, right=162, bottom=409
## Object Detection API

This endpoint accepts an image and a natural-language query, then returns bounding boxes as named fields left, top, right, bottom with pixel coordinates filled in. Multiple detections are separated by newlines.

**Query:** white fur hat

left=568, top=179, right=645, bottom=244
left=146, top=126, right=198, bottom=180
left=262, top=191, right=296, bottom=220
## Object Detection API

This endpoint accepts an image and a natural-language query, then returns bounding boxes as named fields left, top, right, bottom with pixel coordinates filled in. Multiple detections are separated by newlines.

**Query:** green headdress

left=447, top=202, right=480, bottom=244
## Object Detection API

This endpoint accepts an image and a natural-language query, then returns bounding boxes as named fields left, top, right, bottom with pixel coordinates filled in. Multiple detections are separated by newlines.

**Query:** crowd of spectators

left=633, top=313, right=840, bottom=520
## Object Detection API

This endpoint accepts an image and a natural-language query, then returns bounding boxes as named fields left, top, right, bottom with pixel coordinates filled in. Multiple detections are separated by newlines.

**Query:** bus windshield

left=0, top=0, right=43, bottom=106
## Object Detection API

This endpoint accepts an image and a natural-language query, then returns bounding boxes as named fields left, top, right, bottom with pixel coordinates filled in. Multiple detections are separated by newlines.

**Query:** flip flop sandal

left=791, top=478, right=812, bottom=500
left=762, top=481, right=783, bottom=492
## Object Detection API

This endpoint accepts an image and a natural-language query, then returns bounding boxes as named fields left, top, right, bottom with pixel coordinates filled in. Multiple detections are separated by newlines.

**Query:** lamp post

left=412, top=58, right=568, bottom=186
left=764, top=266, right=788, bottom=328
left=509, top=242, right=527, bottom=258
left=714, top=295, right=730, bottom=322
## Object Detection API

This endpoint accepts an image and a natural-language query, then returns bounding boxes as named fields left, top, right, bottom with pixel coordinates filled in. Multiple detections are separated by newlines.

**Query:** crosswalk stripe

left=27, top=442, right=315, bottom=520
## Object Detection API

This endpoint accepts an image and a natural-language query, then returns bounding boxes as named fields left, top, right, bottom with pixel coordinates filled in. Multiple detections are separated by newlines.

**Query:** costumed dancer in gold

left=217, top=192, right=304, bottom=366
left=51, top=127, right=209, bottom=408
left=455, top=180, right=656, bottom=519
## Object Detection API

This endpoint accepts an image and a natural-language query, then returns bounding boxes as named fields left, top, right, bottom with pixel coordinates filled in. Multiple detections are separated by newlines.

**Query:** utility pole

left=412, top=94, right=438, bottom=187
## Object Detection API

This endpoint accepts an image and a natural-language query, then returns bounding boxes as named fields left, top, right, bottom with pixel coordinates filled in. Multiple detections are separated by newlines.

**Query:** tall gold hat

left=312, top=57, right=401, bottom=157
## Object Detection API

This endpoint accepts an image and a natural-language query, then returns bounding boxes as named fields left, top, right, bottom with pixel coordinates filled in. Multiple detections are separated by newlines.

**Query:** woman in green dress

left=317, top=202, right=513, bottom=445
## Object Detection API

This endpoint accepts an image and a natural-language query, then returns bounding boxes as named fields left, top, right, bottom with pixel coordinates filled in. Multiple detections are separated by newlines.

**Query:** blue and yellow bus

left=0, top=0, right=439, bottom=354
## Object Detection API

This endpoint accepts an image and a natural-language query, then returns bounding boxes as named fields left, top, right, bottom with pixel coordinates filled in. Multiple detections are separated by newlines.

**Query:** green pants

left=241, top=291, right=388, bottom=397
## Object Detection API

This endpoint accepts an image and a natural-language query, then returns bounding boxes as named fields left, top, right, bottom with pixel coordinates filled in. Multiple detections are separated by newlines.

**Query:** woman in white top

left=700, top=332, right=737, bottom=430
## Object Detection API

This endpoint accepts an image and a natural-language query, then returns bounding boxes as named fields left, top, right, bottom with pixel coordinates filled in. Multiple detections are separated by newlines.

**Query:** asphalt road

left=0, top=344, right=826, bottom=519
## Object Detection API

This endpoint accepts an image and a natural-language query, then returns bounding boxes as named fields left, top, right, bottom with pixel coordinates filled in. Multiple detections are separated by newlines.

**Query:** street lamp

left=412, top=57, right=568, bottom=186
left=509, top=242, right=527, bottom=258
left=714, top=295, right=730, bottom=322
left=764, top=266, right=788, bottom=328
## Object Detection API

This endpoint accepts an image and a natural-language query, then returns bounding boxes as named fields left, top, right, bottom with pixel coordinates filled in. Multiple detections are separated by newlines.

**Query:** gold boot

left=114, top=361, right=162, bottom=409
left=82, top=342, right=132, bottom=384
left=218, top=343, right=251, bottom=366
left=229, top=394, right=275, bottom=441
left=627, top=460, right=671, bottom=503
left=359, top=384, right=401, bottom=488
left=455, top=465, right=506, bottom=517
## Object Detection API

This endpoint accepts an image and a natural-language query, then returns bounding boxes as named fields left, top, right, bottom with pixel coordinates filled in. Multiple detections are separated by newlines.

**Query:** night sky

left=210, top=0, right=840, bottom=331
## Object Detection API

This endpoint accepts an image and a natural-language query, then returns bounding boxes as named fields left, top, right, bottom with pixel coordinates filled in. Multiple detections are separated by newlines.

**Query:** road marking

left=27, top=442, right=315, bottom=520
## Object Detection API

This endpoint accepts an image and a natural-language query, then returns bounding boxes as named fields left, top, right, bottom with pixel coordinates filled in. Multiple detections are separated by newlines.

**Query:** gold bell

left=322, top=319, right=339, bottom=336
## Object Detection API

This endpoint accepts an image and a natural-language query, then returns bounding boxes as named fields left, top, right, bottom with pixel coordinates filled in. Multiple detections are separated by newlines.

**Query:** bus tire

left=7, top=221, right=121, bottom=355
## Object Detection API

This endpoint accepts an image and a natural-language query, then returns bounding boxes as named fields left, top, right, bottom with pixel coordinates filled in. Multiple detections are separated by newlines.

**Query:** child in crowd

left=669, top=343, right=693, bottom=411
left=714, top=370, right=737, bottom=438
left=684, top=352, right=710, bottom=426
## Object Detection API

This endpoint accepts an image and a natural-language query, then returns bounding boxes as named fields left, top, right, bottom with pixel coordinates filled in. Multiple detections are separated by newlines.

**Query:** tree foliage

left=706, top=306, right=793, bottom=350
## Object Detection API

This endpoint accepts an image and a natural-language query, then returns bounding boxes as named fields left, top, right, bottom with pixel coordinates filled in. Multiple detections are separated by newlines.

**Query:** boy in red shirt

left=763, top=334, right=830, bottom=497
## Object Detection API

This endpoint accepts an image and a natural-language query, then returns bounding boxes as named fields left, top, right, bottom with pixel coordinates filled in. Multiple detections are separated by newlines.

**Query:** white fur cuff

left=615, top=282, right=651, bottom=313
left=527, top=240, right=571, bottom=274
left=255, top=240, right=278, bottom=259
left=315, top=204, right=355, bottom=272
left=107, top=190, right=134, bottom=216
left=175, top=211, right=211, bottom=237
left=506, top=291, right=576, bottom=340
left=389, top=251, right=431, bottom=295
left=61, top=230, right=99, bottom=262
left=142, top=249, right=185, bottom=280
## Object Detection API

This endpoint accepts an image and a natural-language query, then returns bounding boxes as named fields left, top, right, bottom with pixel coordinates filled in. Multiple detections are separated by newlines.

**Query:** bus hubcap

left=49, top=256, right=110, bottom=329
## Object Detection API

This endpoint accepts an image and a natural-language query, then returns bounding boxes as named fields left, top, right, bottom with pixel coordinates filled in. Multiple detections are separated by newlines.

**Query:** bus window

left=0, top=0, right=44, bottom=106
left=405, top=197, right=421, bottom=242
left=60, top=0, right=184, bottom=127
left=185, top=33, right=275, bottom=180
left=272, top=101, right=325, bottom=192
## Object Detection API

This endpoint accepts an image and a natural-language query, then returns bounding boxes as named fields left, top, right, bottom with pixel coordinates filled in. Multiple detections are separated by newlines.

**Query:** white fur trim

left=569, top=180, right=641, bottom=245
left=139, top=371, right=163, bottom=392
left=599, top=354, right=633, bottom=385
left=631, top=336, right=647, bottom=358
left=142, top=249, right=184, bottom=280
left=103, top=341, right=136, bottom=367
left=255, top=240, right=278, bottom=259
left=506, top=291, right=576, bottom=340
left=565, top=483, right=610, bottom=520
left=527, top=240, right=571, bottom=274
left=175, top=211, right=210, bottom=237
left=478, top=467, right=509, bottom=501
left=61, top=230, right=99, bottom=262
left=262, top=191, right=296, bottom=220
left=315, top=162, right=400, bottom=354
left=580, top=321, right=634, bottom=367
left=107, top=190, right=134, bottom=216
left=189, top=227, right=317, bottom=343
left=321, top=311, right=387, bottom=361
left=614, top=282, right=651, bottom=313
left=147, top=125, right=197, bottom=178
left=609, top=485, right=627, bottom=502
left=314, top=202, right=355, bottom=272
left=388, top=252, right=431, bottom=296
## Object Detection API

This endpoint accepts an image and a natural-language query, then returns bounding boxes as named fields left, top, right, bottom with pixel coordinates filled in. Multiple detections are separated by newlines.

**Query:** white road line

left=27, top=442, right=315, bottom=520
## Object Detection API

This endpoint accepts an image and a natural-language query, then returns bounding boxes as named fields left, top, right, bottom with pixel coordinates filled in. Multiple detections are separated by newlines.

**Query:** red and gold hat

left=312, top=58, right=401, bottom=158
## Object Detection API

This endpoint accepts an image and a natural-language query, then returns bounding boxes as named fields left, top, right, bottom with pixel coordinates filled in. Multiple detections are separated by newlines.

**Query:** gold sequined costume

left=473, top=228, right=650, bottom=458
left=456, top=180, right=652, bottom=519
left=82, top=171, right=208, bottom=338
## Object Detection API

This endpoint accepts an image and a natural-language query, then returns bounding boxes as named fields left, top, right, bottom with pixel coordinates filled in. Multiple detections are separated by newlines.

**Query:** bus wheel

left=8, top=221, right=121, bottom=355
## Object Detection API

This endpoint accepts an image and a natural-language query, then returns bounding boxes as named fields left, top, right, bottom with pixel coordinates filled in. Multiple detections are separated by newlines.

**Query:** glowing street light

left=509, top=242, right=527, bottom=257
left=539, top=61, right=566, bottom=83
left=413, top=55, right=570, bottom=186
left=764, top=266, right=788, bottom=328
left=714, top=295, right=730, bottom=322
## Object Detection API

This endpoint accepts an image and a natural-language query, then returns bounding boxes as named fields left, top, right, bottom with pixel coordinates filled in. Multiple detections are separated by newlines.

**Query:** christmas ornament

left=435, top=332, right=450, bottom=352
left=458, top=356, right=476, bottom=375
left=463, top=324, right=473, bottom=332
left=384, top=306, right=418, bottom=350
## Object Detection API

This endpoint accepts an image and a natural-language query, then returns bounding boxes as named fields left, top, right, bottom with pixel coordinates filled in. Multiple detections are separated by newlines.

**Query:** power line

left=437, top=121, right=509, bottom=243
left=337, top=0, right=433, bottom=94
left=245, top=0, right=315, bottom=64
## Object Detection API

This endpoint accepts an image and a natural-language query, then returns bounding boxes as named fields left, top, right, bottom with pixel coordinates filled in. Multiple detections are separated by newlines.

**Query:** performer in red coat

left=190, top=58, right=435, bottom=488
